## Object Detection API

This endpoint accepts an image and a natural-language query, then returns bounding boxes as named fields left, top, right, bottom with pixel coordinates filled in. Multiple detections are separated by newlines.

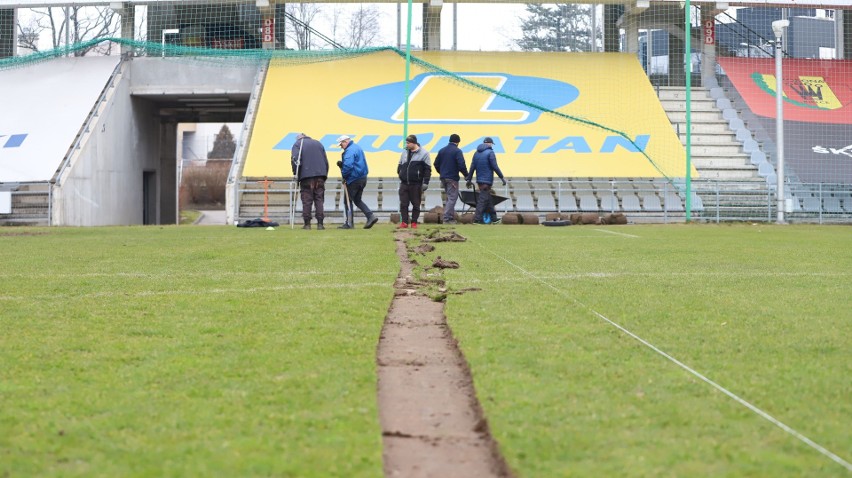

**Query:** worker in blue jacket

left=334, top=135, right=378, bottom=229
left=465, top=137, right=506, bottom=224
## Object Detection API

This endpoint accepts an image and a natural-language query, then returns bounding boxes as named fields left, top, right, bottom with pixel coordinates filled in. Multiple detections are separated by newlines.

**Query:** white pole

left=772, top=20, right=788, bottom=224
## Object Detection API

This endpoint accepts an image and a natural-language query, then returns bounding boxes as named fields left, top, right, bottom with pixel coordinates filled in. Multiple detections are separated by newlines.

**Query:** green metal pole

left=684, top=0, right=693, bottom=221
left=403, top=0, right=413, bottom=143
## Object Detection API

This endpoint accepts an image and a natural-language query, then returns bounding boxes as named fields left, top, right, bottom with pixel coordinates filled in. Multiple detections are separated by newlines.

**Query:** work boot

left=302, top=220, right=311, bottom=230
left=317, top=221, right=325, bottom=230
left=364, top=215, right=378, bottom=229
left=338, top=223, right=353, bottom=229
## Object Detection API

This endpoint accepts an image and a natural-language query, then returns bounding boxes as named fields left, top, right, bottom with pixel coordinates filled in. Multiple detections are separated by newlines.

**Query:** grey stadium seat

left=599, top=194, right=619, bottom=212
left=559, top=193, right=578, bottom=212
left=514, top=191, right=535, bottom=211
left=578, top=193, right=599, bottom=211
left=536, top=192, right=556, bottom=211
left=664, top=192, right=684, bottom=212
left=620, top=193, right=642, bottom=212
left=641, top=194, right=663, bottom=212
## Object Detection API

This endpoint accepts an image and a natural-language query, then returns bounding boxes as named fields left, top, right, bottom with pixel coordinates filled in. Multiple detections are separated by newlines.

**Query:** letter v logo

left=340, top=72, right=579, bottom=125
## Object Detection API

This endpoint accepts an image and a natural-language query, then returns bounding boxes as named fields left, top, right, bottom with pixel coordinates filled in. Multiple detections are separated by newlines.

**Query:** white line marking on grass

left=592, top=228, right=640, bottom=238
left=0, top=282, right=388, bottom=301
left=3, top=270, right=393, bottom=280
left=473, top=241, right=852, bottom=472
left=450, top=270, right=851, bottom=286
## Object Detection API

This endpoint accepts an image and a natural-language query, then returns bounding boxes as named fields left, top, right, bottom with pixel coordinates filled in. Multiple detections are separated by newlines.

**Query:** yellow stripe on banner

left=244, top=50, right=692, bottom=179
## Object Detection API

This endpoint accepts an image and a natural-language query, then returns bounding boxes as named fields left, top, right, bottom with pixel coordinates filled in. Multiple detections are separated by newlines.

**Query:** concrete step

left=692, top=157, right=754, bottom=169
left=666, top=111, right=725, bottom=123
left=679, top=133, right=740, bottom=145
left=659, top=99, right=717, bottom=112
left=689, top=144, right=748, bottom=156
left=656, top=87, right=713, bottom=102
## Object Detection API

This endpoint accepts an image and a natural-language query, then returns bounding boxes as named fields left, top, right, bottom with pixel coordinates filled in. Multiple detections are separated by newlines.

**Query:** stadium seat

left=362, top=190, right=380, bottom=212
left=514, top=191, right=535, bottom=211
left=664, top=192, right=685, bottom=212
left=599, top=194, right=619, bottom=212
left=750, top=151, right=766, bottom=166
left=787, top=197, right=803, bottom=212
left=689, top=193, right=705, bottom=212
left=802, top=197, right=821, bottom=213
left=578, top=193, right=599, bottom=211
left=620, top=193, right=642, bottom=212
left=641, top=194, right=663, bottom=212
left=716, top=97, right=732, bottom=110
left=559, top=193, right=579, bottom=212
left=424, top=190, right=444, bottom=210
left=823, top=197, right=843, bottom=214
left=324, top=190, right=338, bottom=212
left=536, top=192, right=557, bottom=212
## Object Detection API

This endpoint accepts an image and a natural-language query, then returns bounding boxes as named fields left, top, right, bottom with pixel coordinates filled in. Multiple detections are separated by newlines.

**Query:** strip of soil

left=376, top=231, right=513, bottom=478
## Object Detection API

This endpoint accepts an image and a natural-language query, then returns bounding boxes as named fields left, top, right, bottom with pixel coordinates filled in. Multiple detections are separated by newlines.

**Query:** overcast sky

left=311, top=3, right=528, bottom=52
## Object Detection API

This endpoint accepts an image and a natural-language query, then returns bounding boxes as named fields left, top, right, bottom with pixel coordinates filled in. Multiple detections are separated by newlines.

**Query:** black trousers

left=474, top=183, right=496, bottom=222
left=344, top=177, right=372, bottom=225
left=398, top=182, right=423, bottom=224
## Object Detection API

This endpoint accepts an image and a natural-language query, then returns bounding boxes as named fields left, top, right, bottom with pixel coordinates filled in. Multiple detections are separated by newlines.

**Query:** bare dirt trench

left=376, top=230, right=513, bottom=478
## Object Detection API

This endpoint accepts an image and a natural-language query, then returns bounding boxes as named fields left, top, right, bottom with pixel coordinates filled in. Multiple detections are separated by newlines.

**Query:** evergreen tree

left=516, top=4, right=593, bottom=52
left=208, top=124, right=236, bottom=160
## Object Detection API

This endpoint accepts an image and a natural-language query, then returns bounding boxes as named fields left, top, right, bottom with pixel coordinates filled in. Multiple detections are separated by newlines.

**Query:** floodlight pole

left=162, top=28, right=179, bottom=58
left=772, top=20, right=788, bottom=224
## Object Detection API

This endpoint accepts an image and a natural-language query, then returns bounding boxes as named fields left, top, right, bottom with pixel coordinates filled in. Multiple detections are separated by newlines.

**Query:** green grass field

left=1, top=224, right=849, bottom=477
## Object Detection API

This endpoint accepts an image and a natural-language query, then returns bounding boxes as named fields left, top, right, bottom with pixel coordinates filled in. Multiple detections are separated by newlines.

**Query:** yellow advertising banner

left=244, top=50, right=691, bottom=179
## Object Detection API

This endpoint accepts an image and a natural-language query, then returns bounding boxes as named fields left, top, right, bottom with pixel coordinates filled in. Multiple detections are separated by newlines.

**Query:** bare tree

left=16, top=24, right=40, bottom=53
left=16, top=6, right=120, bottom=56
left=285, top=3, right=322, bottom=50
left=346, top=5, right=382, bottom=49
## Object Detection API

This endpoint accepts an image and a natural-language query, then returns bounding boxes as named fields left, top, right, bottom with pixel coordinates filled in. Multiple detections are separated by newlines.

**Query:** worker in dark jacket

left=292, top=133, right=329, bottom=230
left=397, top=134, right=432, bottom=229
left=434, top=133, right=468, bottom=224
left=465, top=137, right=506, bottom=224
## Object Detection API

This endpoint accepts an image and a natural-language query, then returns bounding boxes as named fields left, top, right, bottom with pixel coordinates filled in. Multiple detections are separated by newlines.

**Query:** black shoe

left=338, top=223, right=353, bottom=229
left=302, top=223, right=311, bottom=230
left=317, top=223, right=325, bottom=230
left=364, top=216, right=379, bottom=229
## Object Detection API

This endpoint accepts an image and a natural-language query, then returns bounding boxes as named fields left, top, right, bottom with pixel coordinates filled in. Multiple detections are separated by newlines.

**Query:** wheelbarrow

left=459, top=190, right=509, bottom=224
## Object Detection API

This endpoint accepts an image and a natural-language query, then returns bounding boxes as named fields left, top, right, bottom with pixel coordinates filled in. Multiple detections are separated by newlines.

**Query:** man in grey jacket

left=397, top=134, right=431, bottom=229
left=292, top=133, right=329, bottom=230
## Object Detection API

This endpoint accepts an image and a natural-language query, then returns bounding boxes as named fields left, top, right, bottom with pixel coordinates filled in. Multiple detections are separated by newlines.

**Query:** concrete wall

left=51, top=58, right=257, bottom=226
left=53, top=61, right=161, bottom=226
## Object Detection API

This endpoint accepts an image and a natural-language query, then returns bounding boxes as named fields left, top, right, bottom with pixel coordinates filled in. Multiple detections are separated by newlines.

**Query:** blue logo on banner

left=339, top=73, right=579, bottom=125
left=1, top=134, right=27, bottom=148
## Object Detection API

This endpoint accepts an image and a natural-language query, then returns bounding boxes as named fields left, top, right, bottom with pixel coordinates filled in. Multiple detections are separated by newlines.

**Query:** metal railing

left=232, top=178, right=852, bottom=225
